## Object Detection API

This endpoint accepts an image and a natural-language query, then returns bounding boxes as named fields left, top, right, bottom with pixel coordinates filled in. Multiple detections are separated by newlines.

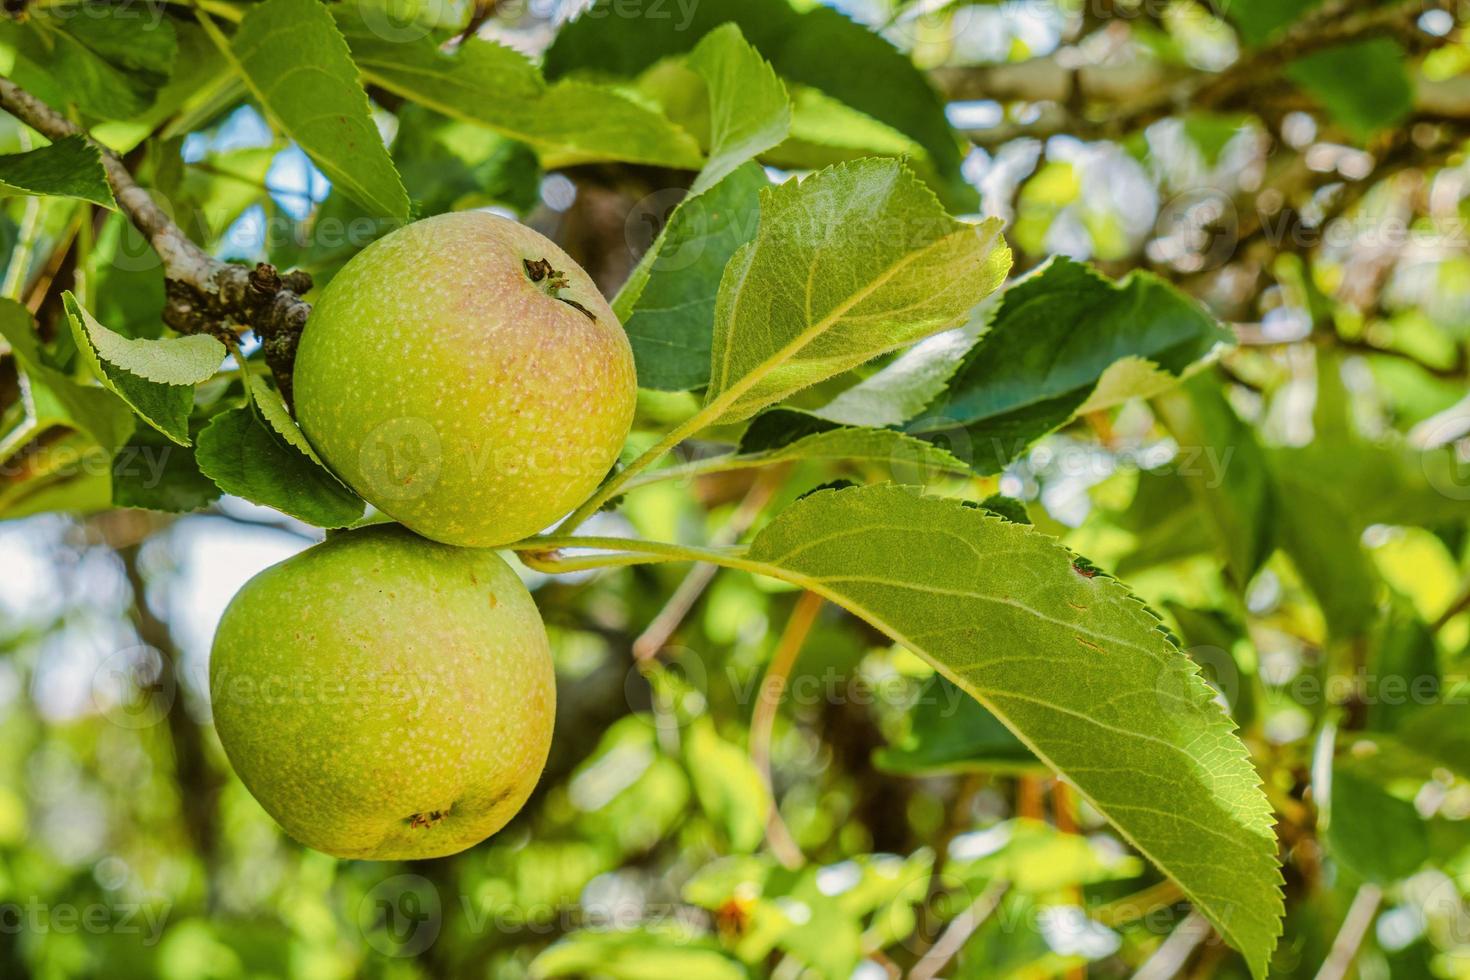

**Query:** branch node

left=0, top=77, right=316, bottom=404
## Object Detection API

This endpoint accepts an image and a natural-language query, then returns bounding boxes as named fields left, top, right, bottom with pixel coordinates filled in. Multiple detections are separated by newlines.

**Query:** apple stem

left=523, top=258, right=597, bottom=322
left=523, top=258, right=567, bottom=291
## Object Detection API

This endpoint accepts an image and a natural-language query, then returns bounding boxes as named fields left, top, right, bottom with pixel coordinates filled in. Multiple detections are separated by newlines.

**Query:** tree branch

left=1132, top=909, right=1215, bottom=980
left=749, top=589, right=823, bottom=871
left=0, top=75, right=312, bottom=401
left=934, top=0, right=1462, bottom=143
left=631, top=466, right=786, bottom=661
left=1314, top=883, right=1383, bottom=980
left=1184, top=0, right=1442, bottom=119
left=908, top=879, right=1009, bottom=980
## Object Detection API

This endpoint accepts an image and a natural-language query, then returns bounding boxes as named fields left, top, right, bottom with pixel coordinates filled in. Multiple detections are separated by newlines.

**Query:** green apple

left=294, top=210, right=637, bottom=547
left=209, top=524, right=555, bottom=860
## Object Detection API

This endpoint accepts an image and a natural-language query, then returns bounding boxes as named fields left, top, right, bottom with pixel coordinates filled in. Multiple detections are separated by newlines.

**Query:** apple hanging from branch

left=294, top=211, right=639, bottom=547
left=209, top=524, right=556, bottom=860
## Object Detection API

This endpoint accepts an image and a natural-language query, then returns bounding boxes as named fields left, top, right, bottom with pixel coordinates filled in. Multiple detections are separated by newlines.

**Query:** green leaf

left=0, top=303, right=134, bottom=455
left=66, top=293, right=223, bottom=385
left=612, top=28, right=787, bottom=388
left=684, top=719, right=769, bottom=853
left=909, top=257, right=1232, bottom=473
left=1153, top=375, right=1277, bottom=589
left=704, top=159, right=1009, bottom=425
left=543, top=0, right=974, bottom=209
left=195, top=394, right=364, bottom=529
left=620, top=163, right=767, bottom=390
left=63, top=292, right=222, bottom=446
left=771, top=85, right=932, bottom=175
left=1226, top=0, right=1318, bottom=44
left=92, top=213, right=166, bottom=339
left=111, top=425, right=221, bottom=513
left=0, top=300, right=135, bottom=515
left=1367, top=597, right=1440, bottom=734
left=1222, top=1, right=1410, bottom=138
left=1273, top=438, right=1470, bottom=529
left=687, top=25, right=790, bottom=194
left=231, top=0, right=410, bottom=223
left=533, top=927, right=747, bottom=980
left=814, top=325, right=980, bottom=429
left=20, top=3, right=178, bottom=120
left=0, top=136, right=114, bottom=208
left=874, top=673, right=1042, bottom=775
left=1394, top=696, right=1470, bottom=781
left=955, top=818, right=1145, bottom=893
left=5, top=371, right=133, bottom=459
left=1112, top=468, right=1216, bottom=576
left=1323, top=765, right=1427, bottom=884
left=178, top=146, right=281, bottom=243
left=335, top=9, right=702, bottom=170
left=1271, top=446, right=1381, bottom=639
left=92, top=19, right=234, bottom=152
left=246, top=374, right=330, bottom=467
left=738, top=484, right=1283, bottom=975
left=391, top=104, right=541, bottom=216
left=732, top=408, right=970, bottom=478
left=1289, top=40, right=1412, bottom=139
left=0, top=430, right=114, bottom=520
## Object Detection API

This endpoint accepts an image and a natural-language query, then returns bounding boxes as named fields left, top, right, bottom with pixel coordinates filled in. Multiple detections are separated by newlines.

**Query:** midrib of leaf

left=619, top=430, right=968, bottom=492
left=199, top=9, right=404, bottom=222
left=710, top=225, right=986, bottom=411
left=517, top=525, right=1277, bottom=966
left=354, top=62, right=530, bottom=113
left=755, top=568, right=1274, bottom=968
left=561, top=223, right=993, bottom=531
left=244, top=81, right=390, bottom=220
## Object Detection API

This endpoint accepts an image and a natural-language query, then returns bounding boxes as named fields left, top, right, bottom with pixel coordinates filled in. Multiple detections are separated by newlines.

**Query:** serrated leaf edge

left=743, top=483, right=1284, bottom=975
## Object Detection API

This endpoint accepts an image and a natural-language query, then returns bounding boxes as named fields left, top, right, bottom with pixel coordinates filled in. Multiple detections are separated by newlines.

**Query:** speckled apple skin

left=294, top=211, right=637, bottom=547
left=208, top=524, right=555, bottom=860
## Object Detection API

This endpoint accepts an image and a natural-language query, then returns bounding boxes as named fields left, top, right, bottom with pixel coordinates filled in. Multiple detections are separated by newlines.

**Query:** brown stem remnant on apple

left=0, top=76, right=313, bottom=402
left=523, top=257, right=597, bottom=323
left=407, top=808, right=449, bottom=829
